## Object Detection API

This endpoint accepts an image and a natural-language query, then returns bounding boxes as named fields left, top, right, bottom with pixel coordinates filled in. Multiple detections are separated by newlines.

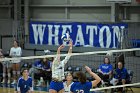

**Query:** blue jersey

left=34, top=60, right=42, bottom=68
left=99, top=64, right=113, bottom=73
left=42, top=61, right=51, bottom=70
left=34, top=61, right=42, bottom=68
left=34, top=60, right=51, bottom=70
left=70, top=82, right=92, bottom=93
left=17, top=76, right=33, bottom=93
left=115, top=67, right=130, bottom=80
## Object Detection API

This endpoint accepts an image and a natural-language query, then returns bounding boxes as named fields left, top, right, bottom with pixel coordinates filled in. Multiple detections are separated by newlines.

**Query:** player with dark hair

left=70, top=66, right=101, bottom=93
left=49, top=40, right=72, bottom=93
left=10, top=40, right=22, bottom=84
left=63, top=72, right=74, bottom=93
left=98, top=57, right=113, bottom=84
left=17, top=68, right=33, bottom=93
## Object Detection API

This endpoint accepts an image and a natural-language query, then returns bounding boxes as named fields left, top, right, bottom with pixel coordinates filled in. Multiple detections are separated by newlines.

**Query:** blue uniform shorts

left=49, top=81, right=64, bottom=92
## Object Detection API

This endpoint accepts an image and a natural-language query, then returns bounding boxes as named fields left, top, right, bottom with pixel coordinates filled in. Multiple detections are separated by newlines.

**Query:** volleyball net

left=0, top=48, right=140, bottom=91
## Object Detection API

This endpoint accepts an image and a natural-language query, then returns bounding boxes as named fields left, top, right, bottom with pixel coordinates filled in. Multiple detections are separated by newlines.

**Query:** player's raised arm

left=63, top=40, right=73, bottom=64
left=57, top=44, right=65, bottom=55
left=53, top=44, right=65, bottom=63
left=68, top=40, right=73, bottom=54
left=85, top=65, right=101, bottom=87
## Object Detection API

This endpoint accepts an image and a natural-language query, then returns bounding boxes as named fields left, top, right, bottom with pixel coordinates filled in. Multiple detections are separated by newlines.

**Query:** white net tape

left=0, top=48, right=140, bottom=62
left=90, top=82, right=140, bottom=91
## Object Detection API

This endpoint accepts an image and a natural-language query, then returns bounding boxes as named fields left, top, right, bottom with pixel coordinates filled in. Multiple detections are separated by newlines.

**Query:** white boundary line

left=90, top=82, right=140, bottom=91
left=0, top=48, right=140, bottom=61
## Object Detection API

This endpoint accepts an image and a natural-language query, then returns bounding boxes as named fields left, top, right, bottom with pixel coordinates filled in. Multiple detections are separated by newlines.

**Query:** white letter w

left=32, top=24, right=46, bottom=45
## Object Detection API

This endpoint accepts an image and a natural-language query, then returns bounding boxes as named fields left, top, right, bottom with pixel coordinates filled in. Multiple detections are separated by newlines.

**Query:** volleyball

left=61, top=33, right=70, bottom=42
left=106, top=51, right=113, bottom=56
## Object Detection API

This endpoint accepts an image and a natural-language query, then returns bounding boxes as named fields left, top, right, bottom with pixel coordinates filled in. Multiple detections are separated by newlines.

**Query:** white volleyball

left=61, top=33, right=70, bottom=42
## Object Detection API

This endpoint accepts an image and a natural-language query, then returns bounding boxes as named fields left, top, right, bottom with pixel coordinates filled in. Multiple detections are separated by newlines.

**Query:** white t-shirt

left=63, top=81, right=74, bottom=93
left=10, top=47, right=22, bottom=63
left=52, top=54, right=71, bottom=81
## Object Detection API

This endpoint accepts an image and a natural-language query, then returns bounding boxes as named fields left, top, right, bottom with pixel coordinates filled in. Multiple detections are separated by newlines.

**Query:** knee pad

left=17, top=71, right=21, bottom=75
left=8, top=73, right=11, bottom=77
left=12, top=71, right=16, bottom=75
left=3, top=73, right=6, bottom=77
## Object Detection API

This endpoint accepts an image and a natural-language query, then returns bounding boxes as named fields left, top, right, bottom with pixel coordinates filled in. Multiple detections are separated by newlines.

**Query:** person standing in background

left=0, top=49, right=4, bottom=83
left=0, top=48, right=12, bottom=84
left=10, top=40, right=22, bottom=84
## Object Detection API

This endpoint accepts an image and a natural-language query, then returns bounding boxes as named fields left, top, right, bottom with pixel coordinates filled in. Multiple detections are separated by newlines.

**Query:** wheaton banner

left=29, top=22, right=128, bottom=48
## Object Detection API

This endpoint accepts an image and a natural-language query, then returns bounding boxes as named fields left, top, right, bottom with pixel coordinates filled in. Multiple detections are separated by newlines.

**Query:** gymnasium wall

left=0, top=0, right=140, bottom=54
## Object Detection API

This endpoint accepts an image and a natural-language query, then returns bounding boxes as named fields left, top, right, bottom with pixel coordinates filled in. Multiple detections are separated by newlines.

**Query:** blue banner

left=29, top=22, right=128, bottom=48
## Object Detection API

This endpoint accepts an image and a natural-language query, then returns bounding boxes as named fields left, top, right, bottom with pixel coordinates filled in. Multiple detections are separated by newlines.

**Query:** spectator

left=9, top=40, right=22, bottom=84
left=0, top=49, right=3, bottom=82
left=98, top=57, right=113, bottom=84
left=0, top=49, right=3, bottom=57
left=0, top=49, right=11, bottom=84
left=110, top=61, right=130, bottom=92
left=29, top=58, right=52, bottom=86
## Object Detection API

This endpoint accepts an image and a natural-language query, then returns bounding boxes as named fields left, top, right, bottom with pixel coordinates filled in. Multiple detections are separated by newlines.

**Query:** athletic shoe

left=7, top=79, right=10, bottom=84
left=1, top=80, right=5, bottom=83
left=36, top=80, right=41, bottom=86
left=11, top=80, right=16, bottom=84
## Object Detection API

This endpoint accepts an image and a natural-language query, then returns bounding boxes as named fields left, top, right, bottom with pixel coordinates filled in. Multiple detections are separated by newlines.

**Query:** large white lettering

left=86, top=26, right=98, bottom=46
left=48, top=25, right=60, bottom=45
left=99, top=26, right=111, bottom=48
left=30, top=23, right=127, bottom=48
left=32, top=24, right=46, bottom=45
left=112, top=26, right=120, bottom=48
left=61, top=25, right=72, bottom=34
left=75, top=25, right=85, bottom=46
left=112, top=26, right=125, bottom=48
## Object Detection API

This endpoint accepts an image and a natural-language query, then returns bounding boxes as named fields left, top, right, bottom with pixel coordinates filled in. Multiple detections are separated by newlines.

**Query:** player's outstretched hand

left=85, top=65, right=92, bottom=73
left=58, top=44, right=65, bottom=50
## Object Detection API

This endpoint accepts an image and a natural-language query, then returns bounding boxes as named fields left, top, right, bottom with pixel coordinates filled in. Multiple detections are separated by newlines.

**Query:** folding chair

left=125, top=70, right=134, bottom=93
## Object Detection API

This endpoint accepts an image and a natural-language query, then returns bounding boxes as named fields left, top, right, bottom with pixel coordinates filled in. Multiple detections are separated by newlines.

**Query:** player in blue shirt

left=70, top=66, right=101, bottom=93
left=17, top=68, right=33, bottom=93
left=98, top=57, right=113, bottom=83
